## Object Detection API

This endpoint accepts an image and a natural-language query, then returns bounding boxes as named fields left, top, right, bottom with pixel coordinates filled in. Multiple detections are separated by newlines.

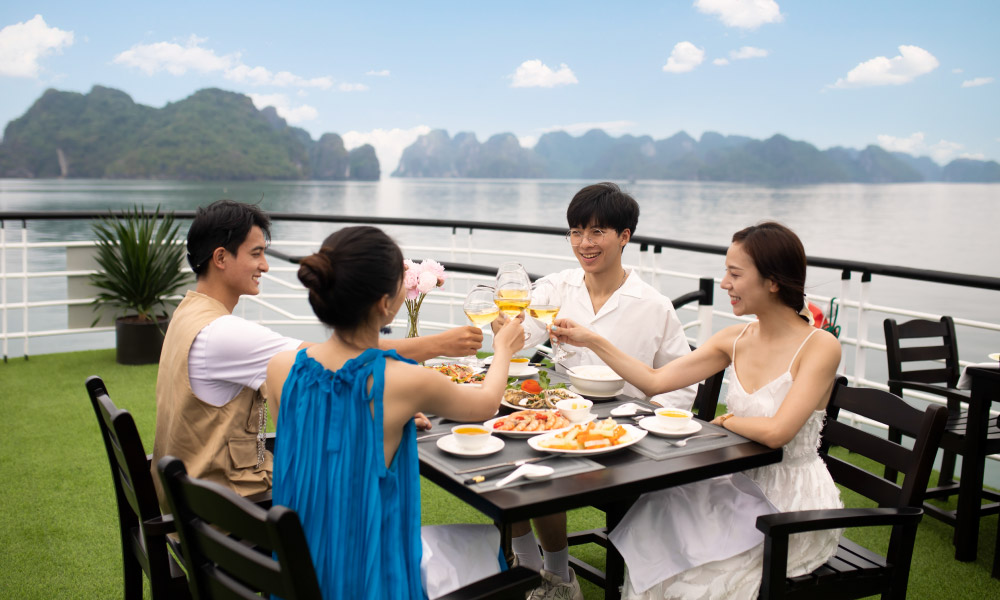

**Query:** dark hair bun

left=297, top=250, right=334, bottom=293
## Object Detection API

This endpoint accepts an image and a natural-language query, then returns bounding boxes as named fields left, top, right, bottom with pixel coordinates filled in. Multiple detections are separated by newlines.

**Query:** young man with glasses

left=500, top=182, right=696, bottom=600
left=151, top=199, right=484, bottom=509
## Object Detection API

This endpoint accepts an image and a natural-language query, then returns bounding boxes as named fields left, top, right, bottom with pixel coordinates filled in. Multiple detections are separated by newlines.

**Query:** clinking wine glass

left=463, top=286, right=499, bottom=367
left=530, top=279, right=575, bottom=362
left=494, top=265, right=532, bottom=341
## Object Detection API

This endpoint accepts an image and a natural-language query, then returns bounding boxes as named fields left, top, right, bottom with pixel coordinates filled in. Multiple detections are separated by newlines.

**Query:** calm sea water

left=1, top=178, right=998, bottom=353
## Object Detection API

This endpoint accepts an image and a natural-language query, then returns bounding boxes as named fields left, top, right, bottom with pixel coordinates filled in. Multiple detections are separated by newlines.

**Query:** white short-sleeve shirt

left=188, top=315, right=302, bottom=407
left=526, top=268, right=697, bottom=409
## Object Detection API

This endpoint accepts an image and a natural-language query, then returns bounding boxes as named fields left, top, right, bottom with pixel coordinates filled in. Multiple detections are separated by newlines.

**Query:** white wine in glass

left=528, top=304, right=560, bottom=325
left=495, top=288, right=531, bottom=317
left=463, top=286, right=499, bottom=367
left=531, top=279, right=575, bottom=361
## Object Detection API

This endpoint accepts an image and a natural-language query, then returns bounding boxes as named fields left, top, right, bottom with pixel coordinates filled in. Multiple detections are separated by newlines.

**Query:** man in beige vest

left=151, top=200, right=483, bottom=508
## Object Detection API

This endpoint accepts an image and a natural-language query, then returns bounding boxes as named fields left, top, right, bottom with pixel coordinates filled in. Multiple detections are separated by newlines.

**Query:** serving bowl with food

left=484, top=410, right=581, bottom=437
left=566, top=364, right=625, bottom=397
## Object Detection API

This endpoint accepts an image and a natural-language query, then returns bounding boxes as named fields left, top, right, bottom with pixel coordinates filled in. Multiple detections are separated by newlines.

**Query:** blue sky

left=1, top=1, right=997, bottom=173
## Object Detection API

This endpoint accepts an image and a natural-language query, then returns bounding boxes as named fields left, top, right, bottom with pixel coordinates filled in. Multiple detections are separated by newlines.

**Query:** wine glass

left=530, top=278, right=575, bottom=362
left=494, top=270, right=531, bottom=320
left=463, top=286, right=499, bottom=367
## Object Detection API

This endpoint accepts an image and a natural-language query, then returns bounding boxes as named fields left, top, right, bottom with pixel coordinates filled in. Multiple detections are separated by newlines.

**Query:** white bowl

left=450, top=424, right=493, bottom=451
left=654, top=407, right=693, bottom=431
left=566, top=364, right=625, bottom=395
left=555, top=398, right=594, bottom=422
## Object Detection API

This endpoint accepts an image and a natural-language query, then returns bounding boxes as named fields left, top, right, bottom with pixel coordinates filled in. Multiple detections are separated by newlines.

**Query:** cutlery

left=416, top=432, right=450, bottom=442
left=494, top=464, right=555, bottom=488
left=454, top=454, right=553, bottom=475
left=666, top=432, right=727, bottom=447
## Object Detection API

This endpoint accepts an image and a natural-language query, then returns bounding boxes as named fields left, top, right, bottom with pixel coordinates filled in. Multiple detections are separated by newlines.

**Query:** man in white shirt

left=501, top=182, right=696, bottom=600
left=151, top=200, right=483, bottom=505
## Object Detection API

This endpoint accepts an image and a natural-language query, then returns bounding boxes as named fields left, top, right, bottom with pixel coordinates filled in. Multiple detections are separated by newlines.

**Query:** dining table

left=418, top=369, right=783, bottom=600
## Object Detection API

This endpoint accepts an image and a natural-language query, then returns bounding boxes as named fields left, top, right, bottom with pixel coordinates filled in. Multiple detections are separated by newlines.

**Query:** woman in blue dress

left=265, top=226, right=525, bottom=599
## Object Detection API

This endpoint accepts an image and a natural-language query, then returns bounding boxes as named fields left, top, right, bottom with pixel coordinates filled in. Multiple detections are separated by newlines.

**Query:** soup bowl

left=566, top=364, right=625, bottom=396
left=451, top=424, right=493, bottom=451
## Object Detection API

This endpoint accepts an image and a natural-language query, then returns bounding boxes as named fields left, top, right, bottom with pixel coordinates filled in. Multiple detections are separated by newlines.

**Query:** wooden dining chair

left=157, top=456, right=540, bottom=600
left=84, top=376, right=190, bottom=600
left=883, top=316, right=1000, bottom=561
left=756, top=378, right=948, bottom=600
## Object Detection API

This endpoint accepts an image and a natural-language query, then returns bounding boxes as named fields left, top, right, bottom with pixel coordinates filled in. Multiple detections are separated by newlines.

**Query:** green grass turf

left=1, top=349, right=998, bottom=598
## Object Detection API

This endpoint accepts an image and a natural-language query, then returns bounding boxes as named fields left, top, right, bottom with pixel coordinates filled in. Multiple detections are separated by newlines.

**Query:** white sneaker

left=525, top=567, right=583, bottom=600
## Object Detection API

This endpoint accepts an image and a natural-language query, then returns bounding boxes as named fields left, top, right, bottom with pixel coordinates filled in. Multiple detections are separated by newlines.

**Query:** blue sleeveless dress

left=272, top=347, right=425, bottom=600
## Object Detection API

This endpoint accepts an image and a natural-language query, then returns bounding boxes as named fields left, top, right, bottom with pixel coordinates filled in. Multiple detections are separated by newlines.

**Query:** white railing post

left=21, top=223, right=28, bottom=358
left=838, top=270, right=851, bottom=375
left=1, top=219, right=6, bottom=362
left=852, top=271, right=872, bottom=387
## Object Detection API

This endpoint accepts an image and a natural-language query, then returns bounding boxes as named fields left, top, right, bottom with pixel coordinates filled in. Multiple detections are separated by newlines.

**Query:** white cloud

left=248, top=93, right=318, bottom=124
left=342, top=125, right=432, bottom=176
left=730, top=46, right=768, bottom=60
left=958, top=152, right=986, bottom=160
left=0, top=14, right=74, bottom=78
left=695, top=0, right=783, bottom=29
left=876, top=132, right=964, bottom=163
left=713, top=58, right=730, bottom=66
left=366, top=69, right=390, bottom=76
left=952, top=68, right=964, bottom=74
left=961, top=77, right=993, bottom=88
left=114, top=36, right=333, bottom=89
left=662, top=41, right=704, bottom=73
left=540, top=120, right=636, bottom=135
left=338, top=82, right=369, bottom=92
left=510, top=59, right=578, bottom=88
left=831, top=45, right=939, bottom=88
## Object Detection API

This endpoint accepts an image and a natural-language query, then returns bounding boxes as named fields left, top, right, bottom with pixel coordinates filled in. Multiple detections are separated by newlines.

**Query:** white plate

left=527, top=423, right=647, bottom=455
left=568, top=384, right=625, bottom=399
left=637, top=417, right=702, bottom=438
left=484, top=412, right=596, bottom=437
left=436, top=434, right=505, bottom=457
left=500, top=388, right=585, bottom=411
left=989, top=353, right=1000, bottom=362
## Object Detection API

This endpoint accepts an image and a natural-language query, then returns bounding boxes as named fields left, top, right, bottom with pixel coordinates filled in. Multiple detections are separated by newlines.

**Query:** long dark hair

left=731, top=221, right=806, bottom=313
left=297, top=226, right=404, bottom=330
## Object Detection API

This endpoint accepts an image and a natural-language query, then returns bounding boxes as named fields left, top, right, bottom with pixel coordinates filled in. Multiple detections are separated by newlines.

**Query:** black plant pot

left=115, top=316, right=169, bottom=365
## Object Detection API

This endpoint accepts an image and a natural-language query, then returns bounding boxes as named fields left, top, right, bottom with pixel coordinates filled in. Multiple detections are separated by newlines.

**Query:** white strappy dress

left=609, top=325, right=842, bottom=599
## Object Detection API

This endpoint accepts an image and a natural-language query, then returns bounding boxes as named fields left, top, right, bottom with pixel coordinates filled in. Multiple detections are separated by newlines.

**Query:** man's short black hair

left=566, top=182, right=639, bottom=235
left=187, top=200, right=271, bottom=276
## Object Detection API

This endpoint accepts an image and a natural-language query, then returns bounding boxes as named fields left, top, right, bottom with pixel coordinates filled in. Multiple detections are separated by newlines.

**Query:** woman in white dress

left=550, top=221, right=843, bottom=599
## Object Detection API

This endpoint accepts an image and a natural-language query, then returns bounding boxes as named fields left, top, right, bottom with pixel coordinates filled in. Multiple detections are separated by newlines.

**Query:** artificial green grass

left=1, top=349, right=998, bottom=599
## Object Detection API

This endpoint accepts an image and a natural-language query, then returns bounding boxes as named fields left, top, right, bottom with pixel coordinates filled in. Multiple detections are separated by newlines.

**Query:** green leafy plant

left=89, top=206, right=189, bottom=324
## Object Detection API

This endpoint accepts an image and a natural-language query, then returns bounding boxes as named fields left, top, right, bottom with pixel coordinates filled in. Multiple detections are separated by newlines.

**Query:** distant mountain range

left=394, top=129, right=1000, bottom=184
left=3, top=85, right=998, bottom=184
left=0, top=86, right=379, bottom=181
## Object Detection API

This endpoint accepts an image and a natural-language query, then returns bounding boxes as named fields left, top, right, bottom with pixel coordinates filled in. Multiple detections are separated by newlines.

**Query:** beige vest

left=151, top=291, right=272, bottom=511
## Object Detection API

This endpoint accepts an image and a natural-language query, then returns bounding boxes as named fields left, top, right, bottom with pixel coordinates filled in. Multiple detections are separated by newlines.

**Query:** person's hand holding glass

left=462, top=286, right=500, bottom=367
left=530, top=278, right=575, bottom=362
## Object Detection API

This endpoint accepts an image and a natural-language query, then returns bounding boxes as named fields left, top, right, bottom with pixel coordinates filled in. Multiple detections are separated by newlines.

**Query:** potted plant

left=90, top=206, right=190, bottom=365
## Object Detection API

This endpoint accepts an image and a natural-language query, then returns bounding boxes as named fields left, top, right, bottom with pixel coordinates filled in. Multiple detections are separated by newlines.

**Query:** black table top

left=418, top=391, right=782, bottom=523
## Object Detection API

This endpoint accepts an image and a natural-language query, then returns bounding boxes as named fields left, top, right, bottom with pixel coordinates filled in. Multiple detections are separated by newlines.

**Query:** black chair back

left=884, top=316, right=961, bottom=390
left=693, top=367, right=725, bottom=421
left=759, top=378, right=947, bottom=599
left=157, top=456, right=322, bottom=600
left=85, top=375, right=188, bottom=600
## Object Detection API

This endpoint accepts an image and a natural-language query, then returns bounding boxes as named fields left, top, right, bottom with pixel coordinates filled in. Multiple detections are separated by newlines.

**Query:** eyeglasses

left=566, top=228, right=608, bottom=246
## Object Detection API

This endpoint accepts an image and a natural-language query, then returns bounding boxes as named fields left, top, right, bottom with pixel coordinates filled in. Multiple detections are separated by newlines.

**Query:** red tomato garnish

left=520, top=379, right=543, bottom=394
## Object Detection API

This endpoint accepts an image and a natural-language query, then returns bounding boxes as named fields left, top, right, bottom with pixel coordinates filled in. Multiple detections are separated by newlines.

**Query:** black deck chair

left=756, top=378, right=948, bottom=599
left=157, top=456, right=540, bottom=599
left=84, top=375, right=190, bottom=600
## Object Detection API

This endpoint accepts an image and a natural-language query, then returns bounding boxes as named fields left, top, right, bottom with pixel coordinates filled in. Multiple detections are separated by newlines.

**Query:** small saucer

left=436, top=434, right=505, bottom=456
left=637, top=418, right=702, bottom=438
left=568, top=384, right=624, bottom=399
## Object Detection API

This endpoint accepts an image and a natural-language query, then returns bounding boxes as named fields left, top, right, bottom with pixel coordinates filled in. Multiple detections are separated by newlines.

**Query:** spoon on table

left=665, top=432, right=727, bottom=447
left=494, top=463, right=555, bottom=488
